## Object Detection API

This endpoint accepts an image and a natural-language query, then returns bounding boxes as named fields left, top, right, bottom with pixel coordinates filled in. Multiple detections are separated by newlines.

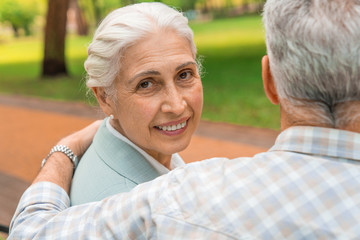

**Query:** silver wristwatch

left=41, top=145, right=79, bottom=169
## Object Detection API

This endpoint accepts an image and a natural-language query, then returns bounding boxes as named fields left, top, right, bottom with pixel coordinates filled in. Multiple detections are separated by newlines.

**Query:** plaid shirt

left=9, top=126, right=360, bottom=239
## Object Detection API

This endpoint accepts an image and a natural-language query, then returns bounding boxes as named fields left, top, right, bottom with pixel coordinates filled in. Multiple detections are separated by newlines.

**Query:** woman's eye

left=139, top=81, right=152, bottom=89
left=179, top=70, right=192, bottom=80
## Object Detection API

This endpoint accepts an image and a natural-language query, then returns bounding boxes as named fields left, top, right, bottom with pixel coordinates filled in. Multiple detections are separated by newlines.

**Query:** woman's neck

left=148, top=153, right=172, bottom=169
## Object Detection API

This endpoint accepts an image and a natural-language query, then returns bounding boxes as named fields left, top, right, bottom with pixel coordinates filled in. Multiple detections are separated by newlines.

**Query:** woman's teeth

left=157, top=121, right=187, bottom=131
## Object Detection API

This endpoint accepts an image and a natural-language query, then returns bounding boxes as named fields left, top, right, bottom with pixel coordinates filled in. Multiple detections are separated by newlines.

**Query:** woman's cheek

left=192, top=83, right=204, bottom=110
left=137, top=99, right=159, bottom=118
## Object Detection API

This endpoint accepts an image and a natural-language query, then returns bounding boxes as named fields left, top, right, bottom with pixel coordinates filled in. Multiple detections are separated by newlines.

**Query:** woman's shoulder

left=70, top=143, right=138, bottom=205
left=71, top=170, right=137, bottom=205
left=70, top=119, right=161, bottom=205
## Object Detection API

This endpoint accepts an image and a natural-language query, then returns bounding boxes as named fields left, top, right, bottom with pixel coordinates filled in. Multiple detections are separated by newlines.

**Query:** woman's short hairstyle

left=263, top=0, right=360, bottom=127
left=85, top=2, right=197, bottom=96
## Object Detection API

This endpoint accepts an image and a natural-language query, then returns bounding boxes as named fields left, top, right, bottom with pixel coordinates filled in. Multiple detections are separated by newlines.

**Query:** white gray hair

left=84, top=2, right=197, bottom=96
left=263, top=0, right=360, bottom=127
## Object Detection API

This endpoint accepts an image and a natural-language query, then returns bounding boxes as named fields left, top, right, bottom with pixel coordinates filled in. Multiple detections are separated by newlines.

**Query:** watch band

left=41, top=145, right=79, bottom=169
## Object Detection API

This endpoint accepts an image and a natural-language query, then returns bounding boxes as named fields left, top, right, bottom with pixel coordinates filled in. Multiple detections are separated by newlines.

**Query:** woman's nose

left=161, top=88, right=187, bottom=115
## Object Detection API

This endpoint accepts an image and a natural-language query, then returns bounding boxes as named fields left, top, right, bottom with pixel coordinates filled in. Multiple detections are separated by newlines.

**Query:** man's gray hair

left=263, top=0, right=360, bottom=127
left=84, top=2, right=196, bottom=96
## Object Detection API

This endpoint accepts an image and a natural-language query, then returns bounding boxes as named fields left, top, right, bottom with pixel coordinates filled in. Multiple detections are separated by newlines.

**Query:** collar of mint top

left=105, top=117, right=185, bottom=174
left=91, top=119, right=162, bottom=185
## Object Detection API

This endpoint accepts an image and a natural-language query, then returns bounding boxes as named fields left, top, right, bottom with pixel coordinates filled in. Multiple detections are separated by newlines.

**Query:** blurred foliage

left=0, top=1, right=277, bottom=128
left=77, top=0, right=199, bottom=28
left=0, top=0, right=40, bottom=37
left=0, top=0, right=265, bottom=38
left=77, top=0, right=265, bottom=31
left=0, top=15, right=280, bottom=129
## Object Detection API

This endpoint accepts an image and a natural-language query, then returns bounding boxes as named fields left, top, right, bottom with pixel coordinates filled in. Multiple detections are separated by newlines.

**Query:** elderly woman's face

left=110, top=30, right=203, bottom=158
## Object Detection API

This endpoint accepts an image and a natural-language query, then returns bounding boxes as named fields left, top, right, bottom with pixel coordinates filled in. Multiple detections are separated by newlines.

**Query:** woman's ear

left=91, top=87, right=114, bottom=116
left=262, top=55, right=279, bottom=105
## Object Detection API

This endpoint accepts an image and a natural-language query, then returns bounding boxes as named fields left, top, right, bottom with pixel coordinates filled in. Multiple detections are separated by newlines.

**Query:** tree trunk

left=70, top=0, right=88, bottom=35
left=42, top=0, right=70, bottom=77
left=242, top=0, right=250, bottom=13
left=12, top=25, right=19, bottom=38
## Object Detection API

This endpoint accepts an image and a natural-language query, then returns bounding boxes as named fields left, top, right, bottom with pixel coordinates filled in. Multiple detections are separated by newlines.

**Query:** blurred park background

left=0, top=0, right=280, bottom=130
left=0, top=2, right=278, bottom=237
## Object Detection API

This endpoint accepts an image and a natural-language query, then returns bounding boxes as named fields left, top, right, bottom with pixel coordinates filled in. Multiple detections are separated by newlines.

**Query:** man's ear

left=262, top=55, right=279, bottom=105
left=91, top=87, right=114, bottom=116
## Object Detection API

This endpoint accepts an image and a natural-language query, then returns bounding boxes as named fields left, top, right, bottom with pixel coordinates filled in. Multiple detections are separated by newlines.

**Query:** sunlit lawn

left=0, top=35, right=93, bottom=103
left=0, top=15, right=280, bottom=129
left=191, top=16, right=279, bottom=129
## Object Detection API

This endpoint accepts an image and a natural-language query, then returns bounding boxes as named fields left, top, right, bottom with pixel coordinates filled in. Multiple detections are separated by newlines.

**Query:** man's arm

left=9, top=120, right=101, bottom=238
left=33, top=120, right=101, bottom=194
left=8, top=120, right=163, bottom=239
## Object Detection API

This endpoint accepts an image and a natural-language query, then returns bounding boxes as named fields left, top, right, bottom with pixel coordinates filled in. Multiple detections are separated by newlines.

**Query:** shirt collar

left=105, top=118, right=185, bottom=175
left=269, top=126, right=360, bottom=162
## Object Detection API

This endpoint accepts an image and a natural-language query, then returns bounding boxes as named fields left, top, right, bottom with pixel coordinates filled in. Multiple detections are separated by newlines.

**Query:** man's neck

left=279, top=101, right=360, bottom=134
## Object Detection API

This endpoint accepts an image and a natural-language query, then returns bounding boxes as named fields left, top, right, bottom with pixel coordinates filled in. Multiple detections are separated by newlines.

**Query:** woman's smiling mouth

left=154, top=118, right=189, bottom=135
left=156, top=120, right=187, bottom=131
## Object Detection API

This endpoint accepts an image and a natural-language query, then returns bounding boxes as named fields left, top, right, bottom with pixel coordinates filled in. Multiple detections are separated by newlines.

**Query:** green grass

left=191, top=15, right=279, bottom=129
left=0, top=36, right=94, bottom=104
left=0, top=15, right=280, bottom=129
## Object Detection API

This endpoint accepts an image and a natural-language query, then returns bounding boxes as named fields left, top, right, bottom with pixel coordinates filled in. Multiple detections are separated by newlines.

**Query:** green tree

left=0, top=0, right=38, bottom=37
left=162, top=0, right=197, bottom=11
left=79, top=0, right=122, bottom=27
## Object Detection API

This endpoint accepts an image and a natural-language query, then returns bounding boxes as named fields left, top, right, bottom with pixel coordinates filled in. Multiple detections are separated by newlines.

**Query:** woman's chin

left=157, top=140, right=191, bottom=155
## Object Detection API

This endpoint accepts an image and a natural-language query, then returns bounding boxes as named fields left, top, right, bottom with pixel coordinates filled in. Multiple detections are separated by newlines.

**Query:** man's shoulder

left=150, top=149, right=360, bottom=238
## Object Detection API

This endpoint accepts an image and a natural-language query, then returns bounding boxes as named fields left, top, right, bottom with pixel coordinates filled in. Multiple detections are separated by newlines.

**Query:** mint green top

left=70, top=119, right=160, bottom=205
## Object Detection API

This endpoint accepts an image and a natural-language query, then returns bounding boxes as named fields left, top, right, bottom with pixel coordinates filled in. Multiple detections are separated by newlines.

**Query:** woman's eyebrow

left=129, top=70, right=160, bottom=83
left=128, top=61, right=196, bottom=83
left=176, top=61, right=197, bottom=71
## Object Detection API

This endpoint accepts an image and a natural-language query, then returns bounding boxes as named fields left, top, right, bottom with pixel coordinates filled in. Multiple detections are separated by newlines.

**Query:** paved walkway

left=0, top=94, right=279, bottom=230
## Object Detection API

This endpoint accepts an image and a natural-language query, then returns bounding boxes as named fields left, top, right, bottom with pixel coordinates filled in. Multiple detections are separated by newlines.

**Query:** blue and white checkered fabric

left=9, top=126, right=360, bottom=239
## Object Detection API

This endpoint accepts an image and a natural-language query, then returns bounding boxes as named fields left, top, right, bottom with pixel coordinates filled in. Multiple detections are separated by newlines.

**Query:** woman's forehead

left=120, top=30, right=195, bottom=75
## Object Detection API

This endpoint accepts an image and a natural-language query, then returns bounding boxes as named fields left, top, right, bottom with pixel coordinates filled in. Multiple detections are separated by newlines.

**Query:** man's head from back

left=262, top=0, right=360, bottom=131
